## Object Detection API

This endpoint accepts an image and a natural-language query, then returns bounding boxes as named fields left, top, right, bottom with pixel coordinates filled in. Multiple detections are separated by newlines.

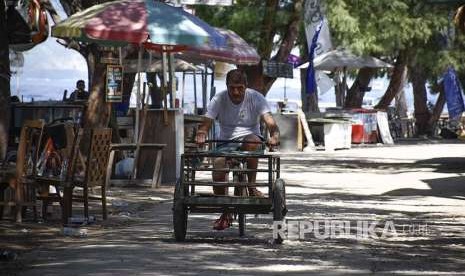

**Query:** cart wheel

left=272, top=178, right=286, bottom=244
left=173, top=180, right=187, bottom=241
left=238, top=213, right=246, bottom=237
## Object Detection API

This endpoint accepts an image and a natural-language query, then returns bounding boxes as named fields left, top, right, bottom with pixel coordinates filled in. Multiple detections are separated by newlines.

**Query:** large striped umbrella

left=180, top=28, right=260, bottom=65
left=51, top=0, right=226, bottom=48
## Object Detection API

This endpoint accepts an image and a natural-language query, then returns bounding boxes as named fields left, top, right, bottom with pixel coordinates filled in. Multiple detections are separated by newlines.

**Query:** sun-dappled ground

left=1, top=140, right=465, bottom=275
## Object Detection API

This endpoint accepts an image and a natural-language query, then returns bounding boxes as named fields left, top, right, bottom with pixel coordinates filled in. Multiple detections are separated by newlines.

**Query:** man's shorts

left=214, top=134, right=264, bottom=153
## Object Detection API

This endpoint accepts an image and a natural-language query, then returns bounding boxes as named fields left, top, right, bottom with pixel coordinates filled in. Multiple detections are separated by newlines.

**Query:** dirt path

left=1, top=141, right=465, bottom=275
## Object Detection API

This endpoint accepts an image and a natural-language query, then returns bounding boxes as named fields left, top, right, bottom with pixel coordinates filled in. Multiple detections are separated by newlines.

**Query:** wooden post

left=297, top=109, right=315, bottom=149
left=297, top=113, right=303, bottom=151
left=151, top=149, right=163, bottom=188
left=169, top=52, right=176, bottom=107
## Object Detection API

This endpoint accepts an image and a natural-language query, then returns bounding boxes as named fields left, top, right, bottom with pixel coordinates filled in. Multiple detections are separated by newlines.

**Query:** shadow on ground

left=0, top=151, right=464, bottom=275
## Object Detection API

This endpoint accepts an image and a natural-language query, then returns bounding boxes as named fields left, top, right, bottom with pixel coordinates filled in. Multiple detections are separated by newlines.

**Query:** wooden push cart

left=173, top=144, right=286, bottom=243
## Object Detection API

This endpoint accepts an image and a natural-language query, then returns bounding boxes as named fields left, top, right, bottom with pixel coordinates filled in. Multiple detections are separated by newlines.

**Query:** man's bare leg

left=212, top=157, right=228, bottom=195
left=241, top=134, right=262, bottom=196
left=212, top=157, right=232, bottom=230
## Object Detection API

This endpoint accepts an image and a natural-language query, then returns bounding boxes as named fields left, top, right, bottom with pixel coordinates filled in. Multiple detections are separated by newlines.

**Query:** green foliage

left=196, top=0, right=465, bottom=84
left=195, top=0, right=296, bottom=58
left=325, top=0, right=465, bottom=82
left=326, top=0, right=446, bottom=54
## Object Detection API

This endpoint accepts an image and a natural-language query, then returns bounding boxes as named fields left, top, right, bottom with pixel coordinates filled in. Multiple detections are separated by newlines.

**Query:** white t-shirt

left=205, top=89, right=271, bottom=139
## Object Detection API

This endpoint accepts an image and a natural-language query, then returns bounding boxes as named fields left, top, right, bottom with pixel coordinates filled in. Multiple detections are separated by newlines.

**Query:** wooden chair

left=34, top=121, right=77, bottom=221
left=68, top=128, right=112, bottom=221
left=9, top=120, right=45, bottom=222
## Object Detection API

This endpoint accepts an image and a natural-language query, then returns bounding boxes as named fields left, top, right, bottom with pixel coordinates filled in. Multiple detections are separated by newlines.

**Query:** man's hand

left=262, top=113, right=280, bottom=151
left=268, top=135, right=279, bottom=147
left=195, top=117, right=213, bottom=145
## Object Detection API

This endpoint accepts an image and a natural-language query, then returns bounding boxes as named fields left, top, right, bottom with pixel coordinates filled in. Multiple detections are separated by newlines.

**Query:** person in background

left=68, top=80, right=89, bottom=101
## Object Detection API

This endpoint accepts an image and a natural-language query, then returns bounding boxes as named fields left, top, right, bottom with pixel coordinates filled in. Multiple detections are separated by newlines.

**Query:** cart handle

left=204, top=140, right=279, bottom=151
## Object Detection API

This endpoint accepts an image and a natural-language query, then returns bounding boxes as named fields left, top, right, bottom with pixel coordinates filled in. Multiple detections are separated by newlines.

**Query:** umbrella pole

left=202, top=64, right=207, bottom=114
left=181, top=72, right=186, bottom=109
left=162, top=51, right=169, bottom=125
left=169, top=52, right=176, bottom=108
left=284, top=78, right=287, bottom=101
left=342, top=66, right=347, bottom=107
left=193, top=70, right=198, bottom=114
left=210, top=64, right=215, bottom=100
left=135, top=46, right=143, bottom=143
left=131, top=46, right=144, bottom=181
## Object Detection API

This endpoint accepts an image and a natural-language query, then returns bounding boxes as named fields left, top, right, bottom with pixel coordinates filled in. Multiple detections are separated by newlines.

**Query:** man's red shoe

left=213, top=213, right=233, bottom=230
left=248, top=187, right=264, bottom=197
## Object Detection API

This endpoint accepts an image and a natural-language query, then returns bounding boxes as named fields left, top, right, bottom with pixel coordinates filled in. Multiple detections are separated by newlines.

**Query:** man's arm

left=195, top=117, right=214, bottom=144
left=261, top=112, right=279, bottom=147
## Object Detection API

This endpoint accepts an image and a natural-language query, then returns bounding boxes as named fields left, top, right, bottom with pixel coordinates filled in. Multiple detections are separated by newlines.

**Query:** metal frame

left=180, top=151, right=280, bottom=215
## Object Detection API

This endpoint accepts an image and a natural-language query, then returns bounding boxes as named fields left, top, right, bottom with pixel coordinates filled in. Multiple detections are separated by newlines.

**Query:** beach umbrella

left=51, top=0, right=226, bottom=48
left=299, top=49, right=392, bottom=70
left=313, top=49, right=392, bottom=71
left=300, top=49, right=392, bottom=105
left=180, top=28, right=260, bottom=65
left=123, top=58, right=200, bottom=73
left=51, top=0, right=226, bottom=142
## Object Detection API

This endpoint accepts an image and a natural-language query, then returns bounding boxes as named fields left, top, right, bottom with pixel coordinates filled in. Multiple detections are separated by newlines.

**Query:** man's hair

left=226, top=69, right=247, bottom=86
left=76, top=80, right=85, bottom=86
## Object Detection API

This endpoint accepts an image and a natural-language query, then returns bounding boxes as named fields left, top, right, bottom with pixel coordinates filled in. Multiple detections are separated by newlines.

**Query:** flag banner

left=303, top=0, right=332, bottom=57
left=443, top=67, right=465, bottom=120
left=306, top=19, right=323, bottom=94
left=287, top=54, right=302, bottom=68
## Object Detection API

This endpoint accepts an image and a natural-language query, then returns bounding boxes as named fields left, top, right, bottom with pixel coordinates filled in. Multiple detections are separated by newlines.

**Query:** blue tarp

left=443, top=67, right=465, bottom=120
left=306, top=19, right=323, bottom=95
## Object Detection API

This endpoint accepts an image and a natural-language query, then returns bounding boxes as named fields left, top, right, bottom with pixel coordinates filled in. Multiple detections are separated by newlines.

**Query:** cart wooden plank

left=184, top=181, right=269, bottom=187
left=185, top=195, right=271, bottom=206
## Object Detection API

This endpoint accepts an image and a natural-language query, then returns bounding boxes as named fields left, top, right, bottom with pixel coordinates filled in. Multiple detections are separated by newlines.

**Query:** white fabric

left=205, top=89, right=271, bottom=139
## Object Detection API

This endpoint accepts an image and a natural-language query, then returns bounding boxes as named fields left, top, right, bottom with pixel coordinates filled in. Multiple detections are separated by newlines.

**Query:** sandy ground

left=1, top=140, right=465, bottom=275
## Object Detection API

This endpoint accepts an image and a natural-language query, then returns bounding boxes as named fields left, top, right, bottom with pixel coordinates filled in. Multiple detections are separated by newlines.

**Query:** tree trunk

left=0, top=0, right=11, bottom=160
left=239, top=0, right=303, bottom=95
left=394, top=67, right=409, bottom=119
left=84, top=45, right=111, bottom=129
left=344, top=67, right=376, bottom=108
left=300, top=68, right=319, bottom=113
left=395, top=90, right=408, bottom=118
left=375, top=50, right=408, bottom=109
left=334, top=71, right=345, bottom=107
left=146, top=72, right=163, bottom=108
left=428, top=86, right=446, bottom=136
left=410, top=65, right=431, bottom=136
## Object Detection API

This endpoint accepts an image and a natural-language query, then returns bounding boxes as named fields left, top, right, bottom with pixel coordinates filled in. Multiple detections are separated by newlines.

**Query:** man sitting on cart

left=196, top=69, right=280, bottom=230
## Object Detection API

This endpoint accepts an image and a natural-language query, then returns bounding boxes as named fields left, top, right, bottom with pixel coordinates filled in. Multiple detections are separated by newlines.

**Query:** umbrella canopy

left=123, top=58, right=201, bottom=73
left=51, top=0, right=226, bottom=47
left=313, top=49, right=392, bottom=70
left=180, top=28, right=260, bottom=65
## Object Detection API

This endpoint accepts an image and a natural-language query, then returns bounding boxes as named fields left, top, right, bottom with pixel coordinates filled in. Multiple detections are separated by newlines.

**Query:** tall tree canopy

left=196, top=0, right=304, bottom=94
left=325, top=0, right=465, bottom=135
